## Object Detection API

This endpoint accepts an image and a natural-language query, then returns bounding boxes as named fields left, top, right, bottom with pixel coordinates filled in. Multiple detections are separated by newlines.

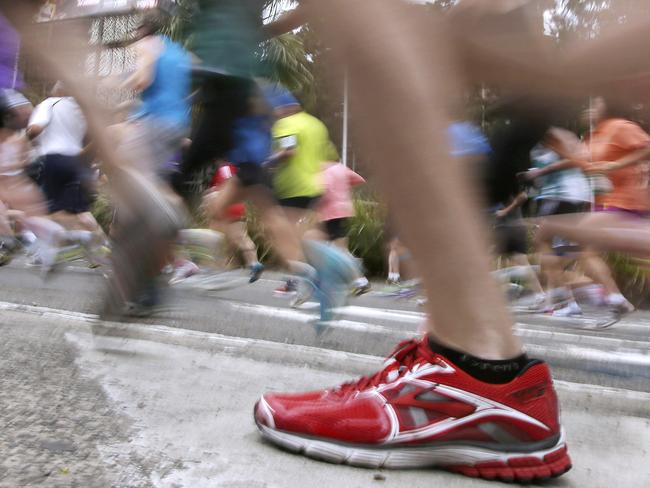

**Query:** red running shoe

left=254, top=337, right=571, bottom=482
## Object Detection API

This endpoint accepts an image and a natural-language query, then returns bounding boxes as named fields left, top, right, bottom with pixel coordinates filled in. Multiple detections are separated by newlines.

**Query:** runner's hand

left=586, top=162, right=616, bottom=173
left=517, top=169, right=541, bottom=182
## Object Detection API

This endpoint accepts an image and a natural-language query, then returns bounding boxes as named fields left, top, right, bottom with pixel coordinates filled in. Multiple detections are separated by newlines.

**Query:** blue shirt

left=448, top=122, right=491, bottom=157
left=138, top=36, right=190, bottom=129
left=229, top=115, right=272, bottom=166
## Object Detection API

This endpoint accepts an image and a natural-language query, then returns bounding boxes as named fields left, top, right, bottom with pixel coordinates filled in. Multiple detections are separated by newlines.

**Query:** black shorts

left=494, top=222, right=528, bottom=255
left=277, top=195, right=321, bottom=210
left=41, top=153, right=92, bottom=214
left=325, top=218, right=350, bottom=240
left=183, top=75, right=256, bottom=174
left=537, top=199, right=589, bottom=217
left=235, top=162, right=272, bottom=188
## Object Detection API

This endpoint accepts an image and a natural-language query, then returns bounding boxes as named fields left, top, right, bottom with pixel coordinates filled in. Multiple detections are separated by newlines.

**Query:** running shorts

left=277, top=195, right=321, bottom=210
left=537, top=199, right=589, bottom=217
left=494, top=221, right=528, bottom=255
left=594, top=205, right=649, bottom=219
left=324, top=217, right=350, bottom=241
left=41, top=153, right=92, bottom=214
left=235, top=162, right=273, bottom=188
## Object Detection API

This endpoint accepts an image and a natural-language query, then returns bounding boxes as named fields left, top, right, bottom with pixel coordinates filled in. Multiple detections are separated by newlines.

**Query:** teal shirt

left=192, top=0, right=266, bottom=78
left=531, top=145, right=590, bottom=203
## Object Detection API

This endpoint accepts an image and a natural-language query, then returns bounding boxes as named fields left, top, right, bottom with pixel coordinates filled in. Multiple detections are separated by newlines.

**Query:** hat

left=265, top=85, right=300, bottom=109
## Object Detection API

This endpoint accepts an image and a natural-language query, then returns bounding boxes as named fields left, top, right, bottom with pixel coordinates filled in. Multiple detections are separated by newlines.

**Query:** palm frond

left=259, top=32, right=315, bottom=102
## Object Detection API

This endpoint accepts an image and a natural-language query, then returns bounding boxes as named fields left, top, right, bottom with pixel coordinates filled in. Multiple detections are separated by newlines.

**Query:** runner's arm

left=495, top=191, right=528, bottom=218
left=270, top=134, right=298, bottom=164
left=26, top=100, right=52, bottom=140
left=519, top=159, right=577, bottom=182
left=121, top=38, right=157, bottom=93
left=591, top=144, right=650, bottom=172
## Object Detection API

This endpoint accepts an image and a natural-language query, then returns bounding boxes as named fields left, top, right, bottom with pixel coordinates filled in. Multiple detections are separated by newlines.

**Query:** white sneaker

left=527, top=293, right=549, bottom=312
left=169, top=261, right=200, bottom=285
left=552, top=301, right=582, bottom=317
left=606, top=294, right=635, bottom=314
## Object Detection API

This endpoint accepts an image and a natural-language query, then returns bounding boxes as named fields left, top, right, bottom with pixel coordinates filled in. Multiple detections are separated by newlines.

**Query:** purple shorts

left=594, top=205, right=649, bottom=219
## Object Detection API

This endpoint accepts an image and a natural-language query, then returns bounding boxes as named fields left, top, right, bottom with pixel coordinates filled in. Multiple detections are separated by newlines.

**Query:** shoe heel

left=447, top=445, right=571, bottom=482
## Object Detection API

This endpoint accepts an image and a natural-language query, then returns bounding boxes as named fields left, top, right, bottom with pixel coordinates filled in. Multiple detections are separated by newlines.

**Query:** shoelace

left=335, top=338, right=429, bottom=397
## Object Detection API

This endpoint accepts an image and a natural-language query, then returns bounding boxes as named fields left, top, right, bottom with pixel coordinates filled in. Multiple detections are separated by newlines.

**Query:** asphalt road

left=1, top=309, right=649, bottom=488
left=1, top=261, right=649, bottom=393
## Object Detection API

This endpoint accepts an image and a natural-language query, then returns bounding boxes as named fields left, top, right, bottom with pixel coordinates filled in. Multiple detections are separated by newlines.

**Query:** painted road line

left=2, top=299, right=647, bottom=358
left=2, top=298, right=648, bottom=354
left=269, top=301, right=650, bottom=350
left=313, top=301, right=650, bottom=337
left=227, top=302, right=650, bottom=369
left=2, top=301, right=648, bottom=416
left=226, top=302, right=399, bottom=335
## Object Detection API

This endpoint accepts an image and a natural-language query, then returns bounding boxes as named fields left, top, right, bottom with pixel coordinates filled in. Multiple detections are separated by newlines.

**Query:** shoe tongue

left=388, top=337, right=434, bottom=373
left=416, top=335, right=440, bottom=363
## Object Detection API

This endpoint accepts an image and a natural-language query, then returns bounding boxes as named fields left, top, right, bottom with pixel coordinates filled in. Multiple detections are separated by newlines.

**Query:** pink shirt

left=319, top=163, right=365, bottom=221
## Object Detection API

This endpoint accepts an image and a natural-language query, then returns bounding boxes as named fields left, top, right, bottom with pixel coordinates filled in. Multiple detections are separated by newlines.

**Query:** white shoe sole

left=256, top=419, right=569, bottom=475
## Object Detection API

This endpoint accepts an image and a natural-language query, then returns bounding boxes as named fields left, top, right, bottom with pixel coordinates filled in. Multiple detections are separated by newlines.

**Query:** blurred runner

left=102, top=11, right=191, bottom=317
left=0, top=91, right=45, bottom=263
left=267, top=88, right=328, bottom=298
left=386, top=236, right=406, bottom=285
left=319, top=161, right=370, bottom=295
left=254, top=1, right=571, bottom=480
left=4, top=0, right=579, bottom=481
left=532, top=97, right=649, bottom=314
left=0, top=90, right=90, bottom=272
left=0, top=11, right=32, bottom=129
left=27, top=82, right=101, bottom=235
left=187, top=1, right=357, bottom=321
left=270, top=89, right=328, bottom=233
left=521, top=131, right=592, bottom=314
left=204, top=160, right=264, bottom=283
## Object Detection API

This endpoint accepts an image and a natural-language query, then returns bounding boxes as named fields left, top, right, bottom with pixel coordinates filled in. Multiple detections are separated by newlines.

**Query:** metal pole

left=342, top=68, right=349, bottom=166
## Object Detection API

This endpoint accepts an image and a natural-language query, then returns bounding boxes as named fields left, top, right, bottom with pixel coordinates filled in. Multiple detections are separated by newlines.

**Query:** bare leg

left=305, top=0, right=520, bottom=359
left=204, top=179, right=305, bottom=267
left=509, top=253, right=544, bottom=295
left=246, top=191, right=304, bottom=266
left=387, top=238, right=401, bottom=281
left=0, top=201, right=13, bottom=236
left=210, top=220, right=259, bottom=268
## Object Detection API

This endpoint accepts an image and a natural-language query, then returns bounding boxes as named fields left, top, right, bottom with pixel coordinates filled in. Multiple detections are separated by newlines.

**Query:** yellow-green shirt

left=272, top=111, right=330, bottom=199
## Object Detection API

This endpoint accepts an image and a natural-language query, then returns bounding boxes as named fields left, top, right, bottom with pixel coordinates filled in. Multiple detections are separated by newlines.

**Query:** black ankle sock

left=428, top=337, right=535, bottom=384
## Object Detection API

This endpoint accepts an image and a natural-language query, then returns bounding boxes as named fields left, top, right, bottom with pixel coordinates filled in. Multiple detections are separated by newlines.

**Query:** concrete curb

left=2, top=301, right=649, bottom=419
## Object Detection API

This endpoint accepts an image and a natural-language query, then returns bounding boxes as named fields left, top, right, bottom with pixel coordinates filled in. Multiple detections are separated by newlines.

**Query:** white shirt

left=29, top=97, right=86, bottom=157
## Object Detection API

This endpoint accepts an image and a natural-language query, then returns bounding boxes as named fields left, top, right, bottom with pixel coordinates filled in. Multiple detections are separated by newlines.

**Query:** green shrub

left=348, top=197, right=387, bottom=277
left=92, top=190, right=390, bottom=277
left=607, top=254, right=650, bottom=307
left=91, top=191, right=113, bottom=234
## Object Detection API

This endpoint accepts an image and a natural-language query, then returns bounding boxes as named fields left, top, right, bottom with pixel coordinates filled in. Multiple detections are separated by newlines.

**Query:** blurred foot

left=249, top=262, right=265, bottom=283
left=169, top=260, right=200, bottom=285
left=386, top=273, right=400, bottom=285
left=351, top=277, right=370, bottom=296
left=552, top=301, right=582, bottom=317
left=274, top=278, right=298, bottom=297
left=605, top=293, right=634, bottom=314
left=0, top=237, right=18, bottom=266
left=303, top=241, right=358, bottom=322
left=527, top=293, right=549, bottom=312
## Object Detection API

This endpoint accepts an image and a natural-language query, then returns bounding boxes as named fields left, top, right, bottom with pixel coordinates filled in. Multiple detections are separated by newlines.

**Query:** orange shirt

left=587, top=118, right=650, bottom=211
